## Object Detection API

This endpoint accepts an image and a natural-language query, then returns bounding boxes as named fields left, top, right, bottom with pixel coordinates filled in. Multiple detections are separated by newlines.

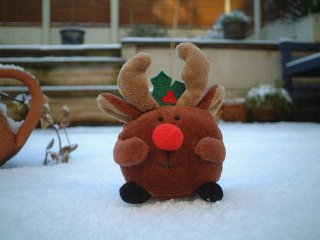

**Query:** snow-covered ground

left=1, top=122, right=320, bottom=240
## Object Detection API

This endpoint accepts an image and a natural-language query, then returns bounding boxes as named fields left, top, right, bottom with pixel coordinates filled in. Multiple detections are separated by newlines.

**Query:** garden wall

left=250, top=13, right=320, bottom=42
left=0, top=38, right=282, bottom=124
left=121, top=38, right=280, bottom=98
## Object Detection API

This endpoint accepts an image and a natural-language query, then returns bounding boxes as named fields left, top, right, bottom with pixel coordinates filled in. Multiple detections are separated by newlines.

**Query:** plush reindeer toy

left=97, top=42, right=226, bottom=204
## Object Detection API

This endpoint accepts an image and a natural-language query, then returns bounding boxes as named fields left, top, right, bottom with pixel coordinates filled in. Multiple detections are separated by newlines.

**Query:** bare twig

left=0, top=91, right=26, bottom=104
left=63, top=127, right=71, bottom=146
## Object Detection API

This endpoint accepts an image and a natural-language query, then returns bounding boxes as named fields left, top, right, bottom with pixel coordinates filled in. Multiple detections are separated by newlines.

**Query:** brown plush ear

left=97, top=93, right=142, bottom=123
left=176, top=42, right=209, bottom=106
left=197, top=85, right=225, bottom=116
left=118, top=52, right=159, bottom=112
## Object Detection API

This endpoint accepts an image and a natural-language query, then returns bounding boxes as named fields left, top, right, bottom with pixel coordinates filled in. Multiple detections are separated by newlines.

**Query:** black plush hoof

left=119, top=182, right=151, bottom=204
left=196, top=182, right=223, bottom=202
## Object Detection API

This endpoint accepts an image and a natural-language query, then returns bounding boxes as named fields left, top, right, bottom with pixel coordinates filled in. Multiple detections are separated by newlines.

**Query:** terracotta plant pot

left=0, top=67, right=43, bottom=165
left=219, top=101, right=247, bottom=122
left=60, top=27, right=85, bottom=44
left=250, top=108, right=289, bottom=122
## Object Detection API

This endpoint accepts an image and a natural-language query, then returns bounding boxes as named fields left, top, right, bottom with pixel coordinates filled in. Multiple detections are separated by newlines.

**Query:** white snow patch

left=121, top=37, right=278, bottom=45
left=15, top=93, right=32, bottom=106
left=1, top=123, right=320, bottom=240
left=0, top=63, right=25, bottom=71
left=6, top=118, right=24, bottom=134
left=0, top=63, right=37, bottom=80
left=0, top=102, right=23, bottom=134
left=0, top=101, right=7, bottom=115
left=0, top=56, right=123, bottom=63
left=247, top=84, right=292, bottom=103
left=0, top=44, right=121, bottom=50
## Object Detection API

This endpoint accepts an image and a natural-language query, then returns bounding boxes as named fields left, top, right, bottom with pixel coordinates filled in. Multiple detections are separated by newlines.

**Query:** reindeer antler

left=176, top=43, right=209, bottom=106
left=118, top=53, right=159, bottom=112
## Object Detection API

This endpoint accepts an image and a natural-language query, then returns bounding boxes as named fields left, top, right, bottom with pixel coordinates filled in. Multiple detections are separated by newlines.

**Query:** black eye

left=174, top=115, right=180, bottom=120
left=158, top=116, right=164, bottom=121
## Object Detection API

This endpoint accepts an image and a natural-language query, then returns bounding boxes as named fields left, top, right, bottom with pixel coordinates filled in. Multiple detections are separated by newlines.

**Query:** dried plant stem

left=41, top=117, right=62, bottom=152
left=55, top=127, right=62, bottom=152
left=0, top=91, right=25, bottom=104
left=63, top=127, right=71, bottom=146
left=44, top=150, right=49, bottom=165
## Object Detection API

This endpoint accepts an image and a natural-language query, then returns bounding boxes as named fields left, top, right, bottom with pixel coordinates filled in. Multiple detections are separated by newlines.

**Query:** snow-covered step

left=0, top=56, right=124, bottom=66
left=0, top=85, right=120, bottom=125
left=0, top=85, right=119, bottom=92
left=0, top=44, right=125, bottom=125
left=0, top=44, right=122, bottom=57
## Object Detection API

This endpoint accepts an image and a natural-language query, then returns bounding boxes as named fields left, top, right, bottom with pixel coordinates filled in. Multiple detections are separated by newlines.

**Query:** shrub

left=245, top=84, right=293, bottom=121
left=126, top=23, right=168, bottom=37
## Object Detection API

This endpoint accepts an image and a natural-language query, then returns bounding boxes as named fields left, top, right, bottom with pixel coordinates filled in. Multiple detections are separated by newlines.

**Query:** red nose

left=152, top=123, right=184, bottom=151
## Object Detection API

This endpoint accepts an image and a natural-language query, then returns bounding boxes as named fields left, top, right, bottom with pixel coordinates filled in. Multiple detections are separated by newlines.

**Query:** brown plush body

left=117, top=105, right=225, bottom=199
left=97, top=43, right=226, bottom=203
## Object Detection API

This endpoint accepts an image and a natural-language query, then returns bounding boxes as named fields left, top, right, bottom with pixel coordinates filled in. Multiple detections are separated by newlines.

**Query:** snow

left=0, top=85, right=119, bottom=92
left=0, top=63, right=37, bottom=81
left=0, top=102, right=23, bottom=134
left=1, top=123, right=320, bottom=240
left=0, top=63, right=25, bottom=71
left=247, top=84, right=292, bottom=103
left=0, top=56, right=124, bottom=63
left=0, top=44, right=121, bottom=50
left=15, top=93, right=32, bottom=106
left=121, top=37, right=278, bottom=45
left=286, top=52, right=320, bottom=67
left=0, top=102, right=7, bottom=115
left=6, top=118, right=24, bottom=134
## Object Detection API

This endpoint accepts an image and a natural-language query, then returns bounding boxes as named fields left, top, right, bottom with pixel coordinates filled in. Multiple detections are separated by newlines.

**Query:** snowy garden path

left=1, top=123, right=320, bottom=240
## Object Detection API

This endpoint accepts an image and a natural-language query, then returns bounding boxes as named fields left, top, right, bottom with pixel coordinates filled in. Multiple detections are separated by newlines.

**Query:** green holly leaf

left=151, top=71, right=185, bottom=106
left=170, top=81, right=186, bottom=100
left=151, top=71, right=171, bottom=105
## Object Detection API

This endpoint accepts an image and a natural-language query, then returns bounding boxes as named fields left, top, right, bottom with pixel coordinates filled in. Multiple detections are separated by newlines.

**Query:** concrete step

left=0, top=66, right=120, bottom=86
left=0, top=44, right=122, bottom=57
left=0, top=85, right=120, bottom=98
left=0, top=56, right=124, bottom=66
left=0, top=44, right=124, bottom=125
left=0, top=84, right=121, bottom=126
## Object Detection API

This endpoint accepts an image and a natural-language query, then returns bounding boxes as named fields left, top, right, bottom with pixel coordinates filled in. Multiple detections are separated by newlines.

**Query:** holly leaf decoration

left=170, top=81, right=186, bottom=101
left=151, top=71, right=185, bottom=106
